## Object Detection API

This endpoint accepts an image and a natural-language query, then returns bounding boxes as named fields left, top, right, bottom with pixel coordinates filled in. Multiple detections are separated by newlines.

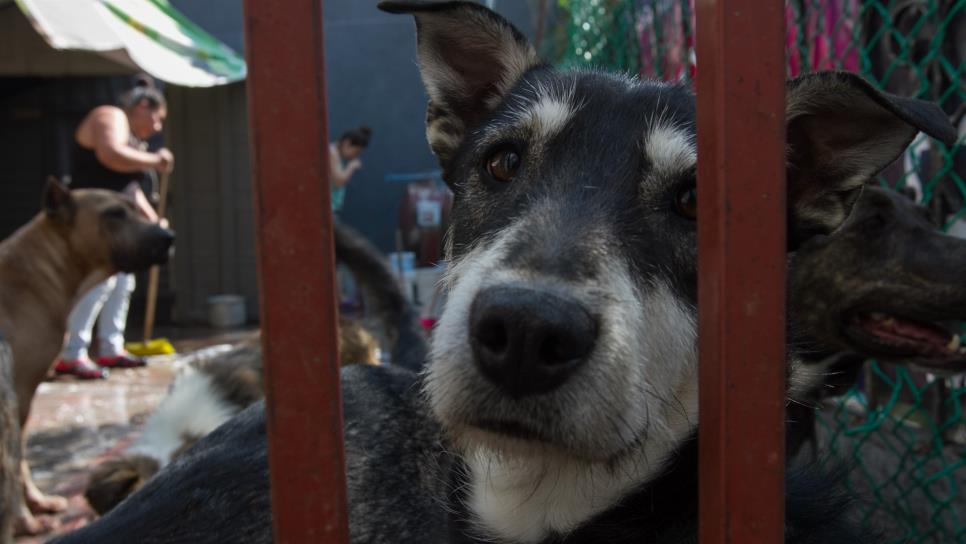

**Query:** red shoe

left=96, top=354, right=147, bottom=368
left=54, top=358, right=108, bottom=380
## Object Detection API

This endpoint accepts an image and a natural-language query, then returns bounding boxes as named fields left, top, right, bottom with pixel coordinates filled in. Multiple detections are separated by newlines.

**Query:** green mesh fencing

left=547, top=1, right=966, bottom=542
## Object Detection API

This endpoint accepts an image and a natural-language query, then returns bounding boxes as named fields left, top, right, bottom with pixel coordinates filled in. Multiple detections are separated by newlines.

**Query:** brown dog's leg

left=21, top=457, right=67, bottom=514
left=14, top=501, right=59, bottom=537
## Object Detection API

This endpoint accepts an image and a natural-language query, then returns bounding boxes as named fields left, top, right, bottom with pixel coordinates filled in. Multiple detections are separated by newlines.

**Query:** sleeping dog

left=82, top=221, right=425, bottom=515
left=52, top=2, right=957, bottom=543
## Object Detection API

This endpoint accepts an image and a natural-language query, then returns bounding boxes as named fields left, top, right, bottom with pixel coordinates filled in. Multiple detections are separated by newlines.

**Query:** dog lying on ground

left=0, top=179, right=173, bottom=538
left=82, top=221, right=425, bottom=515
left=50, top=2, right=957, bottom=543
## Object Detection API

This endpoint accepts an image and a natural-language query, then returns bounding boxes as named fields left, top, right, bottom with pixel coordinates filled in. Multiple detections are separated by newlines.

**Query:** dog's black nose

left=469, top=286, right=598, bottom=398
left=159, top=227, right=175, bottom=248
left=150, top=227, right=176, bottom=262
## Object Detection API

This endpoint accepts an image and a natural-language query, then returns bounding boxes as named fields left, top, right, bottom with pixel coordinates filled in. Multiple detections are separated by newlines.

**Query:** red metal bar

left=695, top=1, right=787, bottom=543
left=242, top=1, right=349, bottom=543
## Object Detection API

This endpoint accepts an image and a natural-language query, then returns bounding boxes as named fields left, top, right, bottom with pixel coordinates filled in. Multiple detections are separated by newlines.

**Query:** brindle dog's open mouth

left=845, top=311, right=966, bottom=367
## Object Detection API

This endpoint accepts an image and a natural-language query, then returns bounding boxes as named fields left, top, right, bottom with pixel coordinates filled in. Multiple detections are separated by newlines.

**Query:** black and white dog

left=53, top=2, right=956, bottom=543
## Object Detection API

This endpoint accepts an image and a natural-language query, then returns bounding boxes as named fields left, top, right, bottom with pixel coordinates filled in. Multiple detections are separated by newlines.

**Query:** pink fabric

left=635, top=0, right=859, bottom=81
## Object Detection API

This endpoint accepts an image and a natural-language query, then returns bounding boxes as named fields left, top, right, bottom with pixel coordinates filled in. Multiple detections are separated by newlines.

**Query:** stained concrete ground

left=15, top=326, right=256, bottom=543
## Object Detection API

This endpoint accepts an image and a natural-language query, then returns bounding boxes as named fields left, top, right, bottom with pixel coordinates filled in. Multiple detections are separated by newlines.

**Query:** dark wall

left=169, top=0, right=246, bottom=54
left=0, top=76, right=131, bottom=238
left=170, top=0, right=535, bottom=252
left=165, top=83, right=258, bottom=323
left=326, top=1, right=535, bottom=251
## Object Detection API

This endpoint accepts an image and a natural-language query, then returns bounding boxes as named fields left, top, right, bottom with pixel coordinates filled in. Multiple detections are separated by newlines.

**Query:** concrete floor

left=15, top=327, right=256, bottom=543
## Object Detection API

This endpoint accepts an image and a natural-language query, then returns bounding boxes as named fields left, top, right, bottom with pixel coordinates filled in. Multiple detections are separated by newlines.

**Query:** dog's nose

left=150, top=227, right=175, bottom=261
left=159, top=228, right=175, bottom=248
left=469, top=286, right=598, bottom=398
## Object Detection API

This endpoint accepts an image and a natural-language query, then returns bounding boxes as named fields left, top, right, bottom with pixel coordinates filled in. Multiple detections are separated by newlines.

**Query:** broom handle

left=142, top=171, right=170, bottom=342
left=143, top=267, right=160, bottom=342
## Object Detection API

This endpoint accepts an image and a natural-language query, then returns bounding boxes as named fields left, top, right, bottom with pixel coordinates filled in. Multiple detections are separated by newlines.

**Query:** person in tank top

left=328, top=125, right=371, bottom=213
left=54, top=75, right=174, bottom=379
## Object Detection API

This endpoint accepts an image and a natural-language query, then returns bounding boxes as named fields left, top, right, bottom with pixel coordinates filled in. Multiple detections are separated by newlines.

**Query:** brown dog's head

left=84, top=454, right=160, bottom=516
left=338, top=317, right=380, bottom=366
left=43, top=178, right=174, bottom=273
left=791, top=186, right=966, bottom=370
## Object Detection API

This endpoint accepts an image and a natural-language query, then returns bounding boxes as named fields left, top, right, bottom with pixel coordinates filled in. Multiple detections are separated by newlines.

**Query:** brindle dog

left=791, top=186, right=966, bottom=370
left=787, top=186, right=966, bottom=456
left=0, top=179, right=173, bottom=537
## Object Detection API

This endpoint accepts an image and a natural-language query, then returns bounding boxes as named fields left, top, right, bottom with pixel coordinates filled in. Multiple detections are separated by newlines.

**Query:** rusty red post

left=242, top=1, right=349, bottom=542
left=695, top=1, right=787, bottom=543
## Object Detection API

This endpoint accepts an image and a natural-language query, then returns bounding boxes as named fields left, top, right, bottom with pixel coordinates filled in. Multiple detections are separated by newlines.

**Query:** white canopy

left=15, top=0, right=246, bottom=87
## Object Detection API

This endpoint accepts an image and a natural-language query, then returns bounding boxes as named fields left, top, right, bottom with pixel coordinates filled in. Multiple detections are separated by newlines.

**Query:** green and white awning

left=15, top=0, right=246, bottom=87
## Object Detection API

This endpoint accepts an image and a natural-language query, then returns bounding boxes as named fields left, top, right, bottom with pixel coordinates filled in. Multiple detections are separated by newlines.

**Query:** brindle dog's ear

left=378, top=1, right=540, bottom=176
left=43, top=176, right=75, bottom=223
left=785, top=72, right=956, bottom=247
left=785, top=71, right=956, bottom=247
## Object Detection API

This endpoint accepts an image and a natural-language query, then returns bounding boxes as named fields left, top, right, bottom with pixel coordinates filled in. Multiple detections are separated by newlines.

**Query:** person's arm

left=329, top=147, right=360, bottom=188
left=123, top=182, right=160, bottom=223
left=89, top=108, right=173, bottom=173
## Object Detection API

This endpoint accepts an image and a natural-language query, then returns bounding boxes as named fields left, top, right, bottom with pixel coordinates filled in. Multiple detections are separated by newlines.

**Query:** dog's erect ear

left=785, top=71, right=956, bottom=246
left=379, top=1, right=539, bottom=170
left=43, top=176, right=75, bottom=223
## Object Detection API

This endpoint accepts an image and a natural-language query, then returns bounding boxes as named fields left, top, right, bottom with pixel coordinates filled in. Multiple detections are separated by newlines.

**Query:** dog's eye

left=102, top=206, right=127, bottom=220
left=486, top=148, right=521, bottom=182
left=675, top=186, right=697, bottom=219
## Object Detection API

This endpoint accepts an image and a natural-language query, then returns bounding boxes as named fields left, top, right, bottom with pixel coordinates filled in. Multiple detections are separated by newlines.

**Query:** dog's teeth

left=870, top=312, right=887, bottom=321
left=882, top=318, right=896, bottom=327
left=947, top=336, right=962, bottom=352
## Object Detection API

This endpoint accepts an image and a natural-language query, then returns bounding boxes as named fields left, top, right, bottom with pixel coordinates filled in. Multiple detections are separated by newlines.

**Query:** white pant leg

left=97, top=273, right=135, bottom=357
left=62, top=276, right=117, bottom=360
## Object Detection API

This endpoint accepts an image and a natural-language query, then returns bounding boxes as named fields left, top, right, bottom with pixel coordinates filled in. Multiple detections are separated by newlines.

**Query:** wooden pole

left=242, top=0, right=348, bottom=542
left=142, top=170, right=169, bottom=342
left=695, top=1, right=787, bottom=542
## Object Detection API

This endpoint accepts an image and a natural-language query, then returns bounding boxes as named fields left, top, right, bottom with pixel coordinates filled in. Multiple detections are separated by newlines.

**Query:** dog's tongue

left=859, top=312, right=962, bottom=356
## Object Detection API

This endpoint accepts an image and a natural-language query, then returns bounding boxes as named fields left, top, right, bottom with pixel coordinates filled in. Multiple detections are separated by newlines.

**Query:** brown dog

left=0, top=179, right=173, bottom=537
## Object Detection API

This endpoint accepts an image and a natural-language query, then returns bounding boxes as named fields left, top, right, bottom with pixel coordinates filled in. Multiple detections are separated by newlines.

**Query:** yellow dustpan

left=126, top=337, right=175, bottom=356
left=125, top=171, right=176, bottom=357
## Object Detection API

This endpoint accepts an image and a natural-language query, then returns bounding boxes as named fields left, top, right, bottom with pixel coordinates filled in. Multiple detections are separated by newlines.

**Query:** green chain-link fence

left=542, top=0, right=966, bottom=542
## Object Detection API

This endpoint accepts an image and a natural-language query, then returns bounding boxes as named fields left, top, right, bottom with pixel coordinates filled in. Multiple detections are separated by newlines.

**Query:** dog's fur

left=331, top=220, right=428, bottom=370
left=0, top=179, right=173, bottom=538
left=790, top=187, right=966, bottom=370
left=786, top=186, right=966, bottom=456
left=83, top=222, right=420, bottom=515
left=51, top=2, right=957, bottom=543
left=0, top=337, right=18, bottom=543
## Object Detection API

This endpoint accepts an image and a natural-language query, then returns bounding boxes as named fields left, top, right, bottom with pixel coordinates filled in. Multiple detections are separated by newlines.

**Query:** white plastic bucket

left=207, top=294, right=246, bottom=328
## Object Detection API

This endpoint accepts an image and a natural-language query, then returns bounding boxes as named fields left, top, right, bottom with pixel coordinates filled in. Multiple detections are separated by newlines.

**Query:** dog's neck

left=0, top=215, right=111, bottom=385
left=451, top=435, right=700, bottom=544
left=460, top=374, right=699, bottom=543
